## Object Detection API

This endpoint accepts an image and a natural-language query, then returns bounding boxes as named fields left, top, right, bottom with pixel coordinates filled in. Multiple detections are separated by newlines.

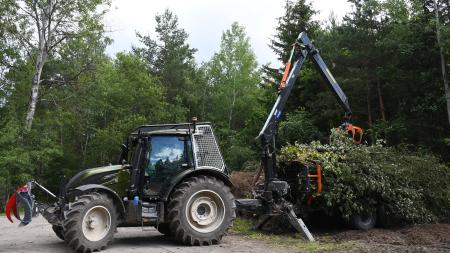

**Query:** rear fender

left=159, top=168, right=233, bottom=201
left=71, top=184, right=126, bottom=218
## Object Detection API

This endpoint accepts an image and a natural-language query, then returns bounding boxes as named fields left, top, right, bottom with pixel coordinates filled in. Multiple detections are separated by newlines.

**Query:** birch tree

left=433, top=0, right=450, bottom=125
left=6, top=0, right=109, bottom=130
left=205, top=22, right=261, bottom=131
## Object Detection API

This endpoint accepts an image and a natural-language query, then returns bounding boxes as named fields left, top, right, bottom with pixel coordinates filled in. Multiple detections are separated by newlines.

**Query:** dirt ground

left=334, top=223, right=450, bottom=253
left=0, top=216, right=449, bottom=253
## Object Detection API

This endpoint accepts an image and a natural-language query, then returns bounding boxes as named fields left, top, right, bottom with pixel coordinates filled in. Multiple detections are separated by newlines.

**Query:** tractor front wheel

left=157, top=223, right=172, bottom=236
left=63, top=192, right=117, bottom=252
left=167, top=176, right=235, bottom=245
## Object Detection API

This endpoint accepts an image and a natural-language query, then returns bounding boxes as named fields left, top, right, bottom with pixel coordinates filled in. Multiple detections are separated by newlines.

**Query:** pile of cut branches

left=279, top=130, right=450, bottom=223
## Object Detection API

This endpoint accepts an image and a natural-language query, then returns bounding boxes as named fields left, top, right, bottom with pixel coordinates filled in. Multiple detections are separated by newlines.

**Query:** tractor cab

left=122, top=121, right=228, bottom=201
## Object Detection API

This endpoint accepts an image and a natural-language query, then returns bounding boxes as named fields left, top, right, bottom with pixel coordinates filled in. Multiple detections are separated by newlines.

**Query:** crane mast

left=245, top=32, right=362, bottom=240
left=258, top=32, right=359, bottom=183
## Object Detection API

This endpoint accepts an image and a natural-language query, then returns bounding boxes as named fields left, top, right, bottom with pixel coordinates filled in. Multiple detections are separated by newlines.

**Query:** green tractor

left=5, top=120, right=235, bottom=252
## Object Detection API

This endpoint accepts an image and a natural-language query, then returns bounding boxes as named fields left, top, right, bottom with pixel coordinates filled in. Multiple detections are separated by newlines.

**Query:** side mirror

left=119, top=143, right=129, bottom=164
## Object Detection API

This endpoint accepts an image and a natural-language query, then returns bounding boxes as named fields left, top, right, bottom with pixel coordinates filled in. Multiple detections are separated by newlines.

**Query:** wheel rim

left=186, top=190, right=225, bottom=233
left=360, top=214, right=373, bottom=225
left=82, top=206, right=112, bottom=242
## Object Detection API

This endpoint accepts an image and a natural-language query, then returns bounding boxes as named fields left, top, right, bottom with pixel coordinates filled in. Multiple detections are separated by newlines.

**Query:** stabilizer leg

left=286, top=209, right=315, bottom=242
left=254, top=214, right=272, bottom=230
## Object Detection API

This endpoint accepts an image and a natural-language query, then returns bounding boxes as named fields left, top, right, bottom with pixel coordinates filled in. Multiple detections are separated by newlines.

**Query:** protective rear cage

left=192, top=125, right=225, bottom=171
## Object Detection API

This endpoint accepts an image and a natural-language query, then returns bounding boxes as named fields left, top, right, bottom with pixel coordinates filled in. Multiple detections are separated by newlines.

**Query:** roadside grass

left=231, top=217, right=353, bottom=252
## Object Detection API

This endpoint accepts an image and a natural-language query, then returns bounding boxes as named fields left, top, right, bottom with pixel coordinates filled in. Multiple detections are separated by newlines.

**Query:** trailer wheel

left=52, top=225, right=65, bottom=240
left=167, top=176, right=235, bottom=245
left=63, top=192, right=117, bottom=252
left=376, top=205, right=392, bottom=228
left=350, top=212, right=376, bottom=230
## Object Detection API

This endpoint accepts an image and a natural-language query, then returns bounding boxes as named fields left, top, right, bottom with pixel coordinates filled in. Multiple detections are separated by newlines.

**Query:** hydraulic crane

left=237, top=31, right=362, bottom=241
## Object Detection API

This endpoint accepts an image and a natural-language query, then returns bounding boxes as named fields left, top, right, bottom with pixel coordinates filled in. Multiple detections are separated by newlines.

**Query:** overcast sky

left=104, top=0, right=353, bottom=67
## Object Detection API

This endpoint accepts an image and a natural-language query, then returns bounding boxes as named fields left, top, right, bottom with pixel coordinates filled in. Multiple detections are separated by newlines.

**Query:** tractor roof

left=130, top=122, right=211, bottom=136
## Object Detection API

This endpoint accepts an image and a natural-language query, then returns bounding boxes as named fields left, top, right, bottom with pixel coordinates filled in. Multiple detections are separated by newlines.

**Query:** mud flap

left=4, top=186, right=34, bottom=226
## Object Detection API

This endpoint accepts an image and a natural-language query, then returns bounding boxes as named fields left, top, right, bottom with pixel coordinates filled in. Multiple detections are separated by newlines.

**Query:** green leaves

left=134, top=9, right=200, bottom=121
left=204, top=22, right=263, bottom=169
left=279, top=130, right=450, bottom=223
left=279, top=109, right=322, bottom=145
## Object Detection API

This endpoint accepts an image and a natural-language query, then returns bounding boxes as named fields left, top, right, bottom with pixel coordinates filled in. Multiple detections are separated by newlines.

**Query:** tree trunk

left=445, top=0, right=450, bottom=21
left=367, top=85, right=373, bottom=127
left=25, top=49, right=47, bottom=131
left=25, top=0, right=54, bottom=131
left=434, top=0, right=450, bottom=125
left=376, top=78, right=386, bottom=121
left=367, top=84, right=374, bottom=143
left=82, top=133, right=90, bottom=169
left=228, top=76, right=237, bottom=129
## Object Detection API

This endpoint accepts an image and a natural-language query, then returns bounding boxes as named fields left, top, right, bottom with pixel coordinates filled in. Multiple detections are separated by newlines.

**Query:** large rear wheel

left=52, top=225, right=65, bottom=240
left=63, top=192, right=117, bottom=253
left=167, top=176, right=235, bottom=245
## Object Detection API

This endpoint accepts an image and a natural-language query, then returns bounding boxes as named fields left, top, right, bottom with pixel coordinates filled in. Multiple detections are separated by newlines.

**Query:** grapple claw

left=4, top=186, right=33, bottom=226
left=343, top=123, right=363, bottom=144
left=5, top=192, right=16, bottom=223
left=13, top=195, right=21, bottom=220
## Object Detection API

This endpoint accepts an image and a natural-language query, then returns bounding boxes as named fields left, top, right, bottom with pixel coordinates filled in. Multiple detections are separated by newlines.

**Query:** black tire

left=157, top=223, right=172, bottom=236
left=376, top=205, right=392, bottom=228
left=63, top=192, right=117, bottom=253
left=167, top=175, right=235, bottom=245
left=350, top=212, right=376, bottom=230
left=52, top=225, right=65, bottom=240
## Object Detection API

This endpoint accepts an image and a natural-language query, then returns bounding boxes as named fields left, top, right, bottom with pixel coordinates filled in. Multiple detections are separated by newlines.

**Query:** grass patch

left=231, top=218, right=353, bottom=252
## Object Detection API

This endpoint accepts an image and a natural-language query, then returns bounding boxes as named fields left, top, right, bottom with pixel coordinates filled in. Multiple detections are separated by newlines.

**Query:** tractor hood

left=66, top=164, right=125, bottom=191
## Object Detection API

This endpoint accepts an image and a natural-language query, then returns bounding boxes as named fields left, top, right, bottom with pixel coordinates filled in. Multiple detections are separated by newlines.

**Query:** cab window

left=146, top=135, right=188, bottom=176
left=143, top=135, right=193, bottom=197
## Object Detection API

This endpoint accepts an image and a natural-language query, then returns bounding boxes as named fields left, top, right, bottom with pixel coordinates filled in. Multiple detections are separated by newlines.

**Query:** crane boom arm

left=258, top=32, right=352, bottom=141
left=238, top=32, right=361, bottom=239
left=257, top=32, right=358, bottom=185
left=236, top=32, right=362, bottom=241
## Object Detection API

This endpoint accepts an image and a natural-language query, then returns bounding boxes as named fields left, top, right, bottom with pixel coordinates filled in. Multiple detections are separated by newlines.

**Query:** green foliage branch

left=279, top=130, right=450, bottom=223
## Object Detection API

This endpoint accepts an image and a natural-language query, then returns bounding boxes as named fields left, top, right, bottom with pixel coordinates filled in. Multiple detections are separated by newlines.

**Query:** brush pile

left=279, top=130, right=450, bottom=223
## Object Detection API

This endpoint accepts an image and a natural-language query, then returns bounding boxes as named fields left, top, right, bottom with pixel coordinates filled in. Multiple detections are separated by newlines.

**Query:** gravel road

left=2, top=215, right=449, bottom=253
left=0, top=216, right=295, bottom=253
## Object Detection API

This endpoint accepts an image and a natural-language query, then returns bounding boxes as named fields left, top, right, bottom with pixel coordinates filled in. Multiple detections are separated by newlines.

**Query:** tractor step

left=141, top=202, right=158, bottom=231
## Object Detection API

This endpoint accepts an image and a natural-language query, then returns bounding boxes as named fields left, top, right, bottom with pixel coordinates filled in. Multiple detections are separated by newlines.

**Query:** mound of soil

left=334, top=223, right=450, bottom=253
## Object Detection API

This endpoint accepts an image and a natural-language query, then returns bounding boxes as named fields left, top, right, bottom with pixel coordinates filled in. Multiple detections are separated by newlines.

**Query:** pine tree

left=134, top=9, right=203, bottom=121
left=264, top=0, right=319, bottom=83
